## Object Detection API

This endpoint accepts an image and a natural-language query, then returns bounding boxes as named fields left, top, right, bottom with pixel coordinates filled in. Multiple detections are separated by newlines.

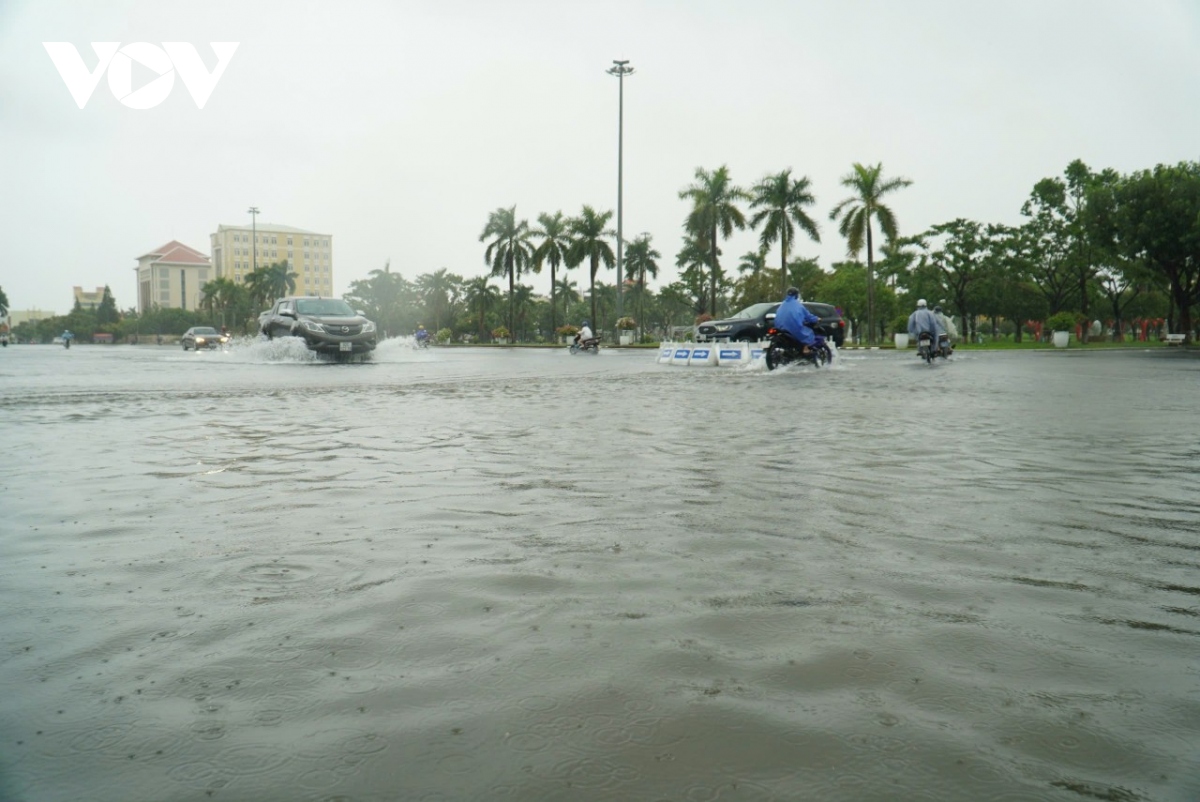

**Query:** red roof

left=137, top=240, right=210, bottom=264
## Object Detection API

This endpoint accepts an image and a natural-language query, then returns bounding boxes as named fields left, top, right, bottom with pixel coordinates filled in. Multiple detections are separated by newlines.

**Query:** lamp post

left=607, top=59, right=633, bottom=324
left=248, top=206, right=260, bottom=273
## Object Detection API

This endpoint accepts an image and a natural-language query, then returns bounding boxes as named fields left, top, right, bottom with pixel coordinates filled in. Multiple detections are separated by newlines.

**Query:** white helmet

left=916, top=299, right=927, bottom=308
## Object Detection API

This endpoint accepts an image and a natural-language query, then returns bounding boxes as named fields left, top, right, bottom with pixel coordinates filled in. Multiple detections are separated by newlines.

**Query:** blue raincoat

left=774, top=296, right=818, bottom=346
left=907, top=308, right=940, bottom=340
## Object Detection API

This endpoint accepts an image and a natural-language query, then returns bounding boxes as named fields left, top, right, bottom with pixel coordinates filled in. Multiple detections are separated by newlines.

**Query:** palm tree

left=678, top=165, right=748, bottom=316
left=510, top=284, right=536, bottom=341
left=416, top=268, right=460, bottom=334
left=554, top=277, right=581, bottom=324
left=532, top=211, right=572, bottom=335
left=624, top=233, right=660, bottom=337
left=737, top=249, right=768, bottom=277
left=748, top=169, right=821, bottom=296
left=829, top=162, right=913, bottom=344
left=566, top=206, right=615, bottom=330
left=479, top=206, right=535, bottom=342
left=463, top=276, right=501, bottom=340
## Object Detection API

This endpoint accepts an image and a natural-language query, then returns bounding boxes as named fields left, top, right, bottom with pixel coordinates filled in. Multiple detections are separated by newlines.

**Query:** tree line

left=8, top=159, right=1197, bottom=345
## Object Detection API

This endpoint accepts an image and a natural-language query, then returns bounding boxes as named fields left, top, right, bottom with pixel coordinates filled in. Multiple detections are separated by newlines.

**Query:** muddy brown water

left=1, top=340, right=1198, bottom=802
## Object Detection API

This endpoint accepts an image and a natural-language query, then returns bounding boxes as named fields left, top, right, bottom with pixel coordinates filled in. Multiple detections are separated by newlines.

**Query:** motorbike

left=936, top=333, right=953, bottom=359
left=917, top=332, right=952, bottom=363
left=569, top=337, right=600, bottom=355
left=63, top=338, right=71, bottom=350
left=763, top=328, right=832, bottom=370
left=415, top=336, right=431, bottom=349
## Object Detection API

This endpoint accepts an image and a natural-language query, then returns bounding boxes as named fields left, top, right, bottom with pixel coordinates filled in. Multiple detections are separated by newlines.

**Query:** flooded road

left=2, top=340, right=1198, bottom=802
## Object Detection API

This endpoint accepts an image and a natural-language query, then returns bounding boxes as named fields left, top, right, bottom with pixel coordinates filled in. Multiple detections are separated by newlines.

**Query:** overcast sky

left=2, top=0, right=1198, bottom=314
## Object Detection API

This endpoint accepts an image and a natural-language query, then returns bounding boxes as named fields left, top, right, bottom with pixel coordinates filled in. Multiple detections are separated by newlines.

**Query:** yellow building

left=134, top=241, right=214, bottom=313
left=72, top=286, right=108, bottom=310
left=210, top=223, right=334, bottom=297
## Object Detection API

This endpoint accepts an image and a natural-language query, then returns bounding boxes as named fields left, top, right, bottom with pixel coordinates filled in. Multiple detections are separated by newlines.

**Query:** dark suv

left=259, top=296, right=378, bottom=357
left=696, top=301, right=845, bottom=347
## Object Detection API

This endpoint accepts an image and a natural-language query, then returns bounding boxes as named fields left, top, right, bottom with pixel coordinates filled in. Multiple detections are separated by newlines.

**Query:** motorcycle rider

left=415, top=324, right=430, bottom=345
left=574, top=320, right=596, bottom=348
left=774, top=287, right=819, bottom=354
left=933, top=305, right=957, bottom=353
left=907, top=299, right=940, bottom=347
left=61, top=329, right=75, bottom=347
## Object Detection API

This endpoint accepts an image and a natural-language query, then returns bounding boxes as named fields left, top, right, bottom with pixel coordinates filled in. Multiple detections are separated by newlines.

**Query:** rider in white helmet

left=907, top=299, right=940, bottom=344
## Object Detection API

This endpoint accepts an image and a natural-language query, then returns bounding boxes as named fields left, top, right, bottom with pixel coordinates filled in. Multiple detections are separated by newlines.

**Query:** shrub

left=616, top=316, right=637, bottom=330
left=695, top=313, right=713, bottom=325
left=556, top=324, right=579, bottom=336
left=1046, top=312, right=1079, bottom=332
left=435, top=327, right=452, bottom=344
left=490, top=326, right=510, bottom=340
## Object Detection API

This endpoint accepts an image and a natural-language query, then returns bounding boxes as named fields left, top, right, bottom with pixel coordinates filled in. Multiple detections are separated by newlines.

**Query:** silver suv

left=259, top=296, right=377, bottom=358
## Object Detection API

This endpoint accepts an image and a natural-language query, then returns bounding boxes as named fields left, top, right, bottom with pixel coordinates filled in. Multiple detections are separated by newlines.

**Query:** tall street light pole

left=248, top=206, right=260, bottom=274
left=607, top=59, right=633, bottom=323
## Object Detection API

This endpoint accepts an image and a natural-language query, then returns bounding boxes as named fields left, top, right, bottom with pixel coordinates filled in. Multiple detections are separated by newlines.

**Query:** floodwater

left=1, top=339, right=1198, bottom=802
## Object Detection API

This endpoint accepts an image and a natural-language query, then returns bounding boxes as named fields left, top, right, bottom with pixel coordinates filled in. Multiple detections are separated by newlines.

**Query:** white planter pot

left=1052, top=331, right=1070, bottom=348
left=894, top=333, right=909, bottom=349
left=619, top=333, right=634, bottom=345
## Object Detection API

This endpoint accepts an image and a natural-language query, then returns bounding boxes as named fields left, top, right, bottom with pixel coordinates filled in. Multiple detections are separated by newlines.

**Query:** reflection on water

left=1, top=344, right=1198, bottom=802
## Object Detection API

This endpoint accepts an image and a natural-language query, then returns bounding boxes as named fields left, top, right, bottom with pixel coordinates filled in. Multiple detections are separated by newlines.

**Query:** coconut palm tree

left=624, top=233, right=660, bottom=338
left=678, top=165, right=748, bottom=316
left=748, top=169, right=821, bottom=296
left=463, top=276, right=501, bottom=340
left=737, top=249, right=768, bottom=277
left=555, top=277, right=582, bottom=324
left=829, top=162, right=913, bottom=344
left=416, top=268, right=460, bottom=334
left=532, top=211, right=572, bottom=335
left=479, top=206, right=535, bottom=342
left=565, top=206, right=615, bottom=330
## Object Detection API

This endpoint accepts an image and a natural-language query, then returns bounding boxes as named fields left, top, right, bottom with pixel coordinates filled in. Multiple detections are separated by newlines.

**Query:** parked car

left=695, top=301, right=845, bottom=347
left=181, top=326, right=229, bottom=350
left=259, top=296, right=377, bottom=357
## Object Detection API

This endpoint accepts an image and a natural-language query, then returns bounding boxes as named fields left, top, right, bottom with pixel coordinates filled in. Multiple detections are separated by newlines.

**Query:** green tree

left=415, top=268, right=461, bottom=335
left=919, top=219, right=988, bottom=342
left=95, top=286, right=120, bottom=326
left=533, top=211, right=572, bottom=335
left=737, top=249, right=768, bottom=277
left=566, top=205, right=615, bottom=330
left=463, top=276, right=501, bottom=340
left=344, top=262, right=417, bottom=337
left=679, top=165, right=748, bottom=316
left=480, top=206, right=535, bottom=342
left=748, top=168, right=821, bottom=296
left=1086, top=161, right=1200, bottom=340
left=0, top=285, right=9, bottom=319
left=624, top=233, right=660, bottom=339
left=829, top=162, right=913, bottom=344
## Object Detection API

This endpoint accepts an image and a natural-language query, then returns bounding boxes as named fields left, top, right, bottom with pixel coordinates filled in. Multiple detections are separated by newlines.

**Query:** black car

left=696, top=301, right=845, bottom=347
left=259, top=296, right=378, bottom=357
left=181, top=326, right=229, bottom=350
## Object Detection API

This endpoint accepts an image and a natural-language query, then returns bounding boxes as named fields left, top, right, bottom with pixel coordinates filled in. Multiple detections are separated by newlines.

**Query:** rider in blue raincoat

left=774, top=287, right=818, bottom=352
left=907, top=299, right=940, bottom=342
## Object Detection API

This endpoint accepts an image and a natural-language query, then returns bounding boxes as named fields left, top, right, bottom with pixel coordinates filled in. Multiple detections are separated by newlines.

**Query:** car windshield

left=731, top=303, right=777, bottom=320
left=296, top=299, right=356, bottom=316
left=193, top=327, right=219, bottom=335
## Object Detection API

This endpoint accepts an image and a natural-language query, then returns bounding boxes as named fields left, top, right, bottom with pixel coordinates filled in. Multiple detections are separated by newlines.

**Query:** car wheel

left=182, top=343, right=188, bottom=351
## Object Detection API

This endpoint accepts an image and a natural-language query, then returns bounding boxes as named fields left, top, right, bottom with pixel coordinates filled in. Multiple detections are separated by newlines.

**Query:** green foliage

left=679, top=165, right=748, bottom=316
left=435, top=327, right=452, bottom=344
left=1046, top=311, right=1079, bottom=331
left=748, top=168, right=821, bottom=296
left=616, top=316, right=636, bottom=330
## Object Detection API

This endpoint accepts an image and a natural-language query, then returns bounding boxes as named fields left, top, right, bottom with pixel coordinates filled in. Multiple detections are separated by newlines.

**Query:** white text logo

left=43, top=42, right=239, bottom=109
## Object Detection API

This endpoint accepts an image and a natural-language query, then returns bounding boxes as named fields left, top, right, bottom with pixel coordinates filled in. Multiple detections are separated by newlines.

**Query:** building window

left=287, top=237, right=292, bottom=246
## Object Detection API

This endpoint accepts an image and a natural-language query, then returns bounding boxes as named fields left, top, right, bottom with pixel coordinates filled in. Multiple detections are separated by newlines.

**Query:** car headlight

left=361, top=321, right=376, bottom=333
left=301, top=320, right=326, bottom=333
left=195, top=337, right=206, bottom=343
left=714, top=324, right=732, bottom=332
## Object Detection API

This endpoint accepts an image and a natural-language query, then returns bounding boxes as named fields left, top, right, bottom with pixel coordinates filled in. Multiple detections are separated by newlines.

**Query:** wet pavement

left=1, top=339, right=1198, bottom=801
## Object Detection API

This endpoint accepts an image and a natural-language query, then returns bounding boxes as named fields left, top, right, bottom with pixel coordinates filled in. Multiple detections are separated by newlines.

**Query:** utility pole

left=248, top=206, right=260, bottom=273
left=607, top=59, right=634, bottom=323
